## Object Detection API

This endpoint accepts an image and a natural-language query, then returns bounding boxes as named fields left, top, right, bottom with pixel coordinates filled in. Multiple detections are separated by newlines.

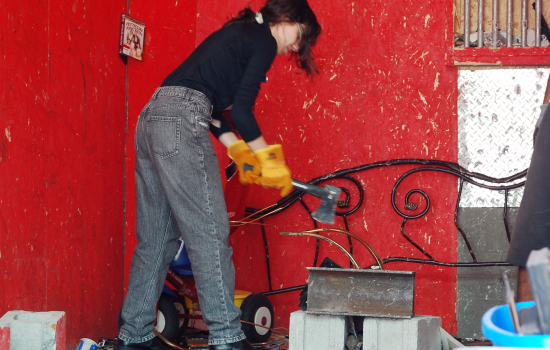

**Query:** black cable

left=261, top=284, right=308, bottom=296
left=372, top=257, right=512, bottom=268
left=343, top=215, right=353, bottom=268
left=454, top=179, right=477, bottom=262
left=260, top=218, right=272, bottom=292
left=503, top=189, right=511, bottom=243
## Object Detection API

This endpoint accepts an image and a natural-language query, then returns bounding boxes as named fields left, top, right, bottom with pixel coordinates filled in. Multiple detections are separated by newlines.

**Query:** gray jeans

left=118, top=86, right=245, bottom=345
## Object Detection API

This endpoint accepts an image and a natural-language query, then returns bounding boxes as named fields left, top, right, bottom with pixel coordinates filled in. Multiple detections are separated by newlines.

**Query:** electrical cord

left=280, top=231, right=361, bottom=269
left=280, top=228, right=383, bottom=270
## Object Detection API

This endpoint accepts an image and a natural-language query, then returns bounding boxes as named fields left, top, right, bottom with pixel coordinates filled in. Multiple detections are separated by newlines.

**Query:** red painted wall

left=1, top=0, right=127, bottom=346
left=226, top=0, right=459, bottom=332
left=5, top=0, right=550, bottom=346
left=124, top=0, right=460, bottom=334
left=1, top=1, right=464, bottom=348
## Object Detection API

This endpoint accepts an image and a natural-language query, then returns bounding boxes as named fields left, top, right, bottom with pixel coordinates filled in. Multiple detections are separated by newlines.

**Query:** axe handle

left=291, top=179, right=327, bottom=199
left=242, top=162, right=328, bottom=198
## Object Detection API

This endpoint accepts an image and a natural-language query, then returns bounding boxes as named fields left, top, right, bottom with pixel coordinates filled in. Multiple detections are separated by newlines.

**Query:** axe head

left=311, top=185, right=341, bottom=225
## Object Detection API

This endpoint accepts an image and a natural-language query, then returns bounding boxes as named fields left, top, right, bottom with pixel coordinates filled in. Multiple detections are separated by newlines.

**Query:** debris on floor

left=77, top=338, right=100, bottom=350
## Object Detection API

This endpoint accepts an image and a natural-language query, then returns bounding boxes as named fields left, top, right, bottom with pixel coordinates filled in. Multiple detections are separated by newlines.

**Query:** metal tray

left=305, top=267, right=415, bottom=318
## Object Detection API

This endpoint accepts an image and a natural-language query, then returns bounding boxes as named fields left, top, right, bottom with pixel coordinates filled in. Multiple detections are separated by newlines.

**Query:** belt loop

left=152, top=87, right=162, bottom=99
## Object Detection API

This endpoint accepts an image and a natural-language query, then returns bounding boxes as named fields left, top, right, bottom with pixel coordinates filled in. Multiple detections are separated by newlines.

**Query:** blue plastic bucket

left=482, top=301, right=550, bottom=347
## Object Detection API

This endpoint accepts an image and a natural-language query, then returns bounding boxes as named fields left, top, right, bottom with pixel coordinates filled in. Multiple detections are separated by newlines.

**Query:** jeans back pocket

left=147, top=116, right=181, bottom=159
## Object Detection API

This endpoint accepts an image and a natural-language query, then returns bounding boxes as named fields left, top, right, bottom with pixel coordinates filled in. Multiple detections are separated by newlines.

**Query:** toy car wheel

left=117, top=295, right=179, bottom=342
left=173, top=295, right=190, bottom=335
left=240, top=293, right=274, bottom=343
left=156, top=295, right=180, bottom=342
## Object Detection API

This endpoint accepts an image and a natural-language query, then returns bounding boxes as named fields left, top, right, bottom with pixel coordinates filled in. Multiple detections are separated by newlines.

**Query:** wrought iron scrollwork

left=247, top=159, right=526, bottom=295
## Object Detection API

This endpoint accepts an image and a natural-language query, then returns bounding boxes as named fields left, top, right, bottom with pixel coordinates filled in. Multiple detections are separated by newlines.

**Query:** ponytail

left=223, top=7, right=256, bottom=27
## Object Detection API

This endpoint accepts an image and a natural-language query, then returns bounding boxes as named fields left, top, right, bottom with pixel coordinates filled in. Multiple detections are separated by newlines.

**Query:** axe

left=243, top=163, right=341, bottom=224
left=291, top=180, right=341, bottom=225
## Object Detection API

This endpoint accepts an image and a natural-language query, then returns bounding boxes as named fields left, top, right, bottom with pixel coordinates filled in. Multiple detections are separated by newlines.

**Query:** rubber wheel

left=117, top=295, right=179, bottom=342
left=240, top=293, right=274, bottom=343
left=173, top=295, right=190, bottom=336
left=155, top=295, right=180, bottom=342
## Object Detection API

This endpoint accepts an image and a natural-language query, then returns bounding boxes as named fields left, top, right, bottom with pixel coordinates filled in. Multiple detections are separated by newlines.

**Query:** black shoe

left=116, top=337, right=172, bottom=350
left=208, top=339, right=255, bottom=350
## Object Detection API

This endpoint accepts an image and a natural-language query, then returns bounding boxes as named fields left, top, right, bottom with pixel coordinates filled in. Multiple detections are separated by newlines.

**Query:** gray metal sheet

left=456, top=207, right=519, bottom=339
left=457, top=68, right=550, bottom=207
left=305, top=267, right=415, bottom=318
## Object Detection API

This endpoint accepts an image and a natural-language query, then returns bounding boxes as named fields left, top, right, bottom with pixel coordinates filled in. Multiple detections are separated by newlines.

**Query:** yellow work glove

left=227, top=140, right=261, bottom=185
left=254, top=144, right=293, bottom=197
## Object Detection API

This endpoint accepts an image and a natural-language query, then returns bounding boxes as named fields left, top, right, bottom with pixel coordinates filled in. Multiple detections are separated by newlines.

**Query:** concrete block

left=0, top=311, right=66, bottom=350
left=363, top=315, right=441, bottom=350
left=289, top=310, right=346, bottom=350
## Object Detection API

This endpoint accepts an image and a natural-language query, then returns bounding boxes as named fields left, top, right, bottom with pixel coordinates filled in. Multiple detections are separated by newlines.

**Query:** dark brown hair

left=224, top=0, right=321, bottom=77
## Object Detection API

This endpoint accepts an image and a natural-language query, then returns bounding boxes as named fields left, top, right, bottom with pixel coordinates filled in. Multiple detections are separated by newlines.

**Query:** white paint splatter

left=418, top=91, right=427, bottom=105
left=328, top=100, right=341, bottom=107
left=303, top=93, right=317, bottom=110
left=434, top=72, right=440, bottom=91
left=423, top=143, right=429, bottom=155
left=330, top=74, right=337, bottom=81
left=414, top=51, right=429, bottom=64
left=5, top=127, right=11, bottom=142
left=425, top=14, right=431, bottom=28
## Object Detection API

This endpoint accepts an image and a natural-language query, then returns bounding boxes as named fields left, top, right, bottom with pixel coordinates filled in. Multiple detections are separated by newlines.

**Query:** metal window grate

left=457, top=68, right=549, bottom=207
left=462, top=0, right=544, bottom=47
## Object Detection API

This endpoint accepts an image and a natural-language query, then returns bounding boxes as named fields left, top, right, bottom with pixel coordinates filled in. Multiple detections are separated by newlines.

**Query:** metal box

left=306, top=267, right=415, bottom=318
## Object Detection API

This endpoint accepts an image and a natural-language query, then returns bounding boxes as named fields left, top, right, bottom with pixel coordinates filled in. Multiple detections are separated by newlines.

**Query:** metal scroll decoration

left=246, top=159, right=526, bottom=295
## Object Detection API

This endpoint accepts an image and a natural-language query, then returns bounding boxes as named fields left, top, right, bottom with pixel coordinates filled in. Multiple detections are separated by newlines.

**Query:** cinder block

left=289, top=310, right=347, bottom=350
left=363, top=315, right=441, bottom=350
left=0, top=311, right=66, bottom=350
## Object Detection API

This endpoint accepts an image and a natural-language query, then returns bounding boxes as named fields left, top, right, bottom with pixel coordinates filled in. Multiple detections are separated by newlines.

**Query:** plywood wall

left=1, top=0, right=127, bottom=346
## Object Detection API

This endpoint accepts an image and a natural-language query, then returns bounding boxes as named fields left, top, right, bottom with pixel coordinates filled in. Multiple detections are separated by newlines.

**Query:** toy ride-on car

left=119, top=239, right=275, bottom=345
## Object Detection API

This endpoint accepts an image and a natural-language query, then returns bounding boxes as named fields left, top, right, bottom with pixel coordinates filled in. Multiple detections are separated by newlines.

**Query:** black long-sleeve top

left=162, top=20, right=277, bottom=142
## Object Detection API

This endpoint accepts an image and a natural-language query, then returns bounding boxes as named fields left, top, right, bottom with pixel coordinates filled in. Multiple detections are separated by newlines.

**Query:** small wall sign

left=119, top=15, right=146, bottom=61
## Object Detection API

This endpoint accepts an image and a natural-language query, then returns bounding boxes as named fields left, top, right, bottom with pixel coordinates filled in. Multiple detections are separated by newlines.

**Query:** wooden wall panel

left=1, top=0, right=127, bottom=345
